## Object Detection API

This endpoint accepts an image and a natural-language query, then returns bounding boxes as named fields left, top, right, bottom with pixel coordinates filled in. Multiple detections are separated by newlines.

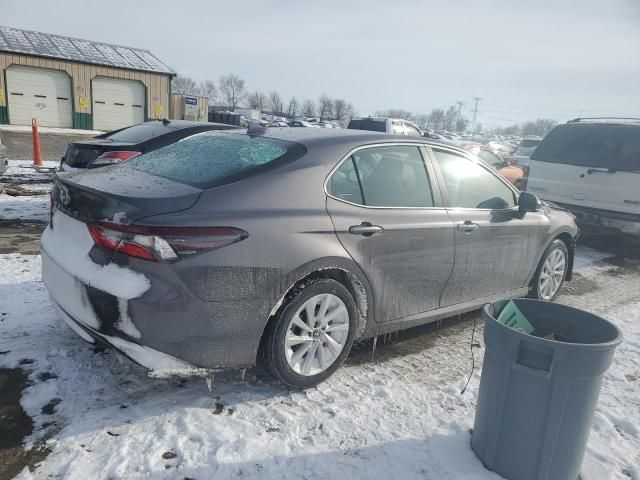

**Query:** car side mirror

left=518, top=192, right=540, bottom=214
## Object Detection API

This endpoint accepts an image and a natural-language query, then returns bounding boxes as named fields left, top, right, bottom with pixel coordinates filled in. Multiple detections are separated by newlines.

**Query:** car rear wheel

left=262, top=279, right=357, bottom=388
left=531, top=239, right=569, bottom=301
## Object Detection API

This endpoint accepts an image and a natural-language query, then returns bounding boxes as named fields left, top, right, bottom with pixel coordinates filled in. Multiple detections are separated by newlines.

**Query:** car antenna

left=162, top=118, right=171, bottom=126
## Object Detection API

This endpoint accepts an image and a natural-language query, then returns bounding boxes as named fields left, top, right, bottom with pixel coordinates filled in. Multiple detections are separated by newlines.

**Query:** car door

left=326, top=144, right=455, bottom=323
left=429, top=147, right=541, bottom=306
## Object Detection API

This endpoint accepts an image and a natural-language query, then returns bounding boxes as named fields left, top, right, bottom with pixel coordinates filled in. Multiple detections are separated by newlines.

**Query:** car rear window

left=347, top=119, right=387, bottom=132
left=106, top=123, right=171, bottom=143
left=531, top=123, right=640, bottom=172
left=125, top=132, right=306, bottom=188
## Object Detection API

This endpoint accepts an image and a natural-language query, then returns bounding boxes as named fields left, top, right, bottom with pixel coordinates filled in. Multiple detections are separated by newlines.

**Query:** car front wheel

left=531, top=239, right=569, bottom=301
left=262, top=279, right=357, bottom=388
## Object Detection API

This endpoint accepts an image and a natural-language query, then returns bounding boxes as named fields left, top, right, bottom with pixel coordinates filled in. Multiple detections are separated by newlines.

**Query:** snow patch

left=115, top=298, right=142, bottom=339
left=41, top=210, right=150, bottom=299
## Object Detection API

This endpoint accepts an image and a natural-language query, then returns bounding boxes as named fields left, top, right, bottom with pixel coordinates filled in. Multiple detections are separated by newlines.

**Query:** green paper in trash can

left=497, top=300, right=534, bottom=334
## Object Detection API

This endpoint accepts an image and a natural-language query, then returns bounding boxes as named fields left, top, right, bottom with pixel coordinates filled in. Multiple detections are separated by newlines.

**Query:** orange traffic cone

left=32, top=118, right=43, bottom=167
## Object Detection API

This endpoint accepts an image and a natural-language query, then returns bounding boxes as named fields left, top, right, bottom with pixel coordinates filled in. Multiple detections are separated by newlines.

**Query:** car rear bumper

left=552, top=202, right=640, bottom=236
left=41, top=220, right=274, bottom=375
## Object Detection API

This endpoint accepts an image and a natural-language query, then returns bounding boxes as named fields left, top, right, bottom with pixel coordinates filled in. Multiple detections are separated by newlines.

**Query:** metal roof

left=0, top=26, right=174, bottom=75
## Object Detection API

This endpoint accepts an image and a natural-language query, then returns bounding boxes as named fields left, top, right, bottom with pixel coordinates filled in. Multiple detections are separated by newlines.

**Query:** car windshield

left=531, top=123, right=640, bottom=172
left=125, top=132, right=306, bottom=187
left=105, top=123, right=171, bottom=143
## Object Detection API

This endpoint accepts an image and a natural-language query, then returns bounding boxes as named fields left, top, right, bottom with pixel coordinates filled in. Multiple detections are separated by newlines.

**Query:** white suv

left=524, top=118, right=640, bottom=236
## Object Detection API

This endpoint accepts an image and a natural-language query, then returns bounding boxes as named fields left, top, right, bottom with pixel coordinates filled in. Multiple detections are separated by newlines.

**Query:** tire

left=262, top=278, right=358, bottom=388
left=530, top=239, right=569, bottom=301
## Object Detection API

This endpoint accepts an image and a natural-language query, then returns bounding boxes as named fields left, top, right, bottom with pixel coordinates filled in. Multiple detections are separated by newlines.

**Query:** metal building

left=0, top=26, right=175, bottom=130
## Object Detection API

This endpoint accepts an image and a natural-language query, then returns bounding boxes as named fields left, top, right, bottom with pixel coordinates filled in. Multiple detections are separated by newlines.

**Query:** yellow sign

left=79, top=96, right=88, bottom=109
left=154, top=104, right=163, bottom=117
left=0, top=90, right=4, bottom=104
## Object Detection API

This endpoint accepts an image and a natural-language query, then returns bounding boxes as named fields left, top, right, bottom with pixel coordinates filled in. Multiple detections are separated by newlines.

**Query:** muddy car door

left=429, top=147, right=541, bottom=306
left=325, top=144, right=455, bottom=323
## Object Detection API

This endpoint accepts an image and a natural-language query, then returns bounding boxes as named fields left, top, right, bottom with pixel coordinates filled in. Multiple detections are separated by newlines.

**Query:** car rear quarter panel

left=136, top=147, right=372, bottom=305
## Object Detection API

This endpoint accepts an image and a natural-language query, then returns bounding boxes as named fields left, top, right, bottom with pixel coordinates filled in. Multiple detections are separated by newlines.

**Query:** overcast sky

left=3, top=0, right=639, bottom=127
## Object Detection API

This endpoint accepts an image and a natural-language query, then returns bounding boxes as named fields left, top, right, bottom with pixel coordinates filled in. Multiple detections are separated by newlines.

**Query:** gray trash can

left=472, top=299, right=622, bottom=480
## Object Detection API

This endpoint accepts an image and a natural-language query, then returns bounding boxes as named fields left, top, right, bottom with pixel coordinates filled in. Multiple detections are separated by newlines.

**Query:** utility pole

left=471, top=96, right=482, bottom=130
left=455, top=100, right=464, bottom=122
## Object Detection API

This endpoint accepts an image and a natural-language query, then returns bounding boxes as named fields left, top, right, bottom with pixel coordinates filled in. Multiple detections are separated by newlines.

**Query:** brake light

left=87, top=223, right=248, bottom=261
left=96, top=151, right=141, bottom=161
left=520, top=166, right=530, bottom=191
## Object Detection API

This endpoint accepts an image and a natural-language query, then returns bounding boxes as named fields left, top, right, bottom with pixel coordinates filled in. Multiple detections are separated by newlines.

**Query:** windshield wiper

left=587, top=168, right=616, bottom=175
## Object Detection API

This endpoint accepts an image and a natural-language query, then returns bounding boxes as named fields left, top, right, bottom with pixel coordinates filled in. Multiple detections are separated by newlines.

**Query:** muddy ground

left=0, top=131, right=95, bottom=162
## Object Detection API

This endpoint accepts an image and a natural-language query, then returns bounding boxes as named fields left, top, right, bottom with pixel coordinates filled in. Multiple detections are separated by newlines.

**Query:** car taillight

left=87, top=223, right=248, bottom=262
left=520, top=166, right=530, bottom=191
left=92, top=150, right=141, bottom=166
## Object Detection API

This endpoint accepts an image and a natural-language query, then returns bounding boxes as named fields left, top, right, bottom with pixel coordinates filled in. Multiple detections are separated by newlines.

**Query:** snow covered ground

left=0, top=160, right=55, bottom=222
left=0, top=243, right=638, bottom=479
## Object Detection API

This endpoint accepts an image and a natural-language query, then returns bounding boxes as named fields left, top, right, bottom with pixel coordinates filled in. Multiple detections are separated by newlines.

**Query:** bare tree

left=332, top=99, right=350, bottom=121
left=455, top=116, right=469, bottom=133
left=269, top=91, right=284, bottom=116
left=172, top=75, right=197, bottom=95
left=535, top=118, right=557, bottom=136
left=375, top=109, right=415, bottom=121
left=318, top=94, right=333, bottom=120
left=414, top=113, right=429, bottom=129
left=427, top=109, right=445, bottom=130
left=248, top=91, right=267, bottom=112
left=198, top=80, right=217, bottom=104
left=344, top=102, right=356, bottom=120
left=286, top=97, right=299, bottom=119
left=443, top=105, right=458, bottom=131
left=219, top=74, right=246, bottom=111
left=301, top=99, right=316, bottom=118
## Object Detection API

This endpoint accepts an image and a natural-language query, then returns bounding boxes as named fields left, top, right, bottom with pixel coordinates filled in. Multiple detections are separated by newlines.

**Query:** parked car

left=269, top=121, right=289, bottom=127
left=524, top=118, right=640, bottom=236
left=60, top=120, right=240, bottom=171
left=460, top=143, right=524, bottom=188
left=486, top=140, right=516, bottom=158
left=517, top=136, right=542, bottom=157
left=288, top=120, right=314, bottom=127
left=43, top=129, right=578, bottom=388
left=347, top=117, right=423, bottom=136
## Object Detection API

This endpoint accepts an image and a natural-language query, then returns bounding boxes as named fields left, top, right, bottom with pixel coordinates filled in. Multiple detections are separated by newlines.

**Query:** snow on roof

left=0, top=25, right=175, bottom=76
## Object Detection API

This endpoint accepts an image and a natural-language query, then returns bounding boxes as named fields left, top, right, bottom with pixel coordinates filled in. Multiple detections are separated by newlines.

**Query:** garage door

left=92, top=77, right=145, bottom=131
left=6, top=66, right=73, bottom=128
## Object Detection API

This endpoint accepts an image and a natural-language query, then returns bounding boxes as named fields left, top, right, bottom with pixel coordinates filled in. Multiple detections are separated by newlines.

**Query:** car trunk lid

left=63, top=139, right=137, bottom=168
left=52, top=166, right=202, bottom=226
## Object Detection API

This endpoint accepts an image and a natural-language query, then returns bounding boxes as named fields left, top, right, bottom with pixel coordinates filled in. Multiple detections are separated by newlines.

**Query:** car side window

left=433, top=149, right=517, bottom=209
left=478, top=149, right=503, bottom=168
left=329, top=157, right=363, bottom=204
left=353, top=146, right=434, bottom=207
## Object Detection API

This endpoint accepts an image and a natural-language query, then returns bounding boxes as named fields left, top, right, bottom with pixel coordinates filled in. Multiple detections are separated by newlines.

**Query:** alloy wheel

left=538, top=247, right=567, bottom=300
left=284, top=293, right=350, bottom=376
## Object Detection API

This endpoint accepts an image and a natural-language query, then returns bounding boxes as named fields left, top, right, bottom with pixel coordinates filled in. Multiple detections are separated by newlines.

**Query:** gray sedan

left=42, top=129, right=578, bottom=388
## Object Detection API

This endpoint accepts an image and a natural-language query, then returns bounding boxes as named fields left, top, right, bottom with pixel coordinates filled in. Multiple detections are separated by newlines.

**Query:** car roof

left=250, top=127, right=456, bottom=150
left=139, top=120, right=239, bottom=131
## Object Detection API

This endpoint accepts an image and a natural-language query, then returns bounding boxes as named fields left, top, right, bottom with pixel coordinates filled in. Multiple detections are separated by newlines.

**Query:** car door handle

left=456, top=221, right=479, bottom=234
left=349, top=222, right=384, bottom=236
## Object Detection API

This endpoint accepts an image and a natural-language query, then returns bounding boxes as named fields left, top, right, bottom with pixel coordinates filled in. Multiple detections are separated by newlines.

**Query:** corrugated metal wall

left=0, top=53, right=171, bottom=128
